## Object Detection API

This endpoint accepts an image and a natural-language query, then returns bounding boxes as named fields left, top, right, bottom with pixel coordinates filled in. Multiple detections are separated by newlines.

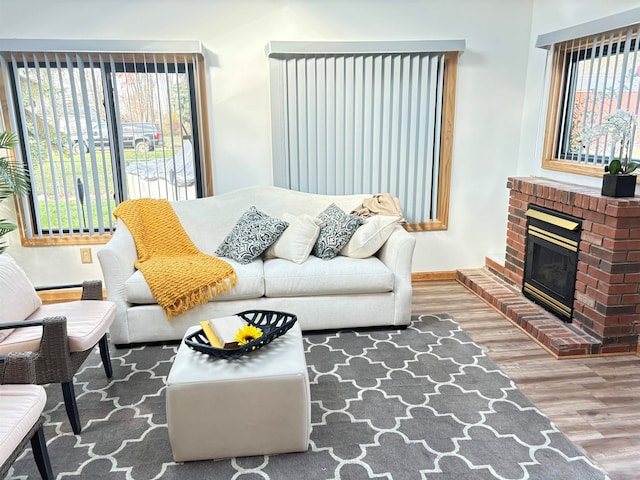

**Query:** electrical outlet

left=80, top=248, right=93, bottom=264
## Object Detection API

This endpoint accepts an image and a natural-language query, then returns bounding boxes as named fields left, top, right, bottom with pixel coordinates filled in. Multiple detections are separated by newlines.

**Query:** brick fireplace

left=458, top=176, right=640, bottom=357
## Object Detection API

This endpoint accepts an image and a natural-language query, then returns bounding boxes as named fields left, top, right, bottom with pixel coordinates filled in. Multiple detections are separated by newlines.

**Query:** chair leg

left=98, top=334, right=113, bottom=379
left=30, top=425, right=54, bottom=480
left=61, top=382, right=82, bottom=434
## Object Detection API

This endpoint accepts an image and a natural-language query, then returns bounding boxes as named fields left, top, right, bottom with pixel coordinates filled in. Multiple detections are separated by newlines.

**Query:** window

left=267, top=40, right=464, bottom=231
left=0, top=41, right=211, bottom=245
left=539, top=21, right=640, bottom=177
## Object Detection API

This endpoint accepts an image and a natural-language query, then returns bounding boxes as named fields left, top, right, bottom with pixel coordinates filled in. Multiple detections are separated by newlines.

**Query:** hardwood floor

left=412, top=280, right=640, bottom=480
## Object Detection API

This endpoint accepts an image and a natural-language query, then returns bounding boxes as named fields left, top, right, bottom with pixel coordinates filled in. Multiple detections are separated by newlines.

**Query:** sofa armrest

left=97, top=222, right=138, bottom=345
left=97, top=222, right=137, bottom=300
left=376, top=226, right=416, bottom=326
left=377, top=226, right=415, bottom=273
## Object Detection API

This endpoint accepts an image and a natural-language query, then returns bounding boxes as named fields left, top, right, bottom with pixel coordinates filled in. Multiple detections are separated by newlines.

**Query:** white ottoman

left=166, top=323, right=311, bottom=462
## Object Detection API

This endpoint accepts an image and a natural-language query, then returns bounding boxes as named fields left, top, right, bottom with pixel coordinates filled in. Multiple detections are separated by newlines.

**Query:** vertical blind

left=268, top=41, right=464, bottom=225
left=1, top=47, right=202, bottom=240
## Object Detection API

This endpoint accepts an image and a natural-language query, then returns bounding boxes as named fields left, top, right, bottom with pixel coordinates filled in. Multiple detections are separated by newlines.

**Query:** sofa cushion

left=312, top=204, right=364, bottom=260
left=264, top=256, right=393, bottom=297
left=124, top=260, right=265, bottom=304
left=264, top=213, right=323, bottom=264
left=0, top=254, right=42, bottom=343
left=340, top=215, right=401, bottom=259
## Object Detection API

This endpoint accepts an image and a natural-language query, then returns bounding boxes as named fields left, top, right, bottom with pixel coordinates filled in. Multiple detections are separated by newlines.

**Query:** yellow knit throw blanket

left=114, top=198, right=237, bottom=319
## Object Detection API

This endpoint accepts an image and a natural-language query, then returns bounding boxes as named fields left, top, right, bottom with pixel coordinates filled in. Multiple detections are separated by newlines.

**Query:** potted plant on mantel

left=0, top=130, right=30, bottom=254
left=582, top=109, right=638, bottom=198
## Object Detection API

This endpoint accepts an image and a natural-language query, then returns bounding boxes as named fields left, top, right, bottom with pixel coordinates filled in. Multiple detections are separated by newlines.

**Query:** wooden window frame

left=541, top=26, right=640, bottom=181
left=267, top=41, right=462, bottom=232
left=0, top=44, right=212, bottom=247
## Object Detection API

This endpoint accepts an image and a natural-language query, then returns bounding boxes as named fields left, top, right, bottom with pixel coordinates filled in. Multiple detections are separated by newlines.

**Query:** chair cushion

left=0, top=254, right=42, bottom=342
left=0, top=384, right=46, bottom=464
left=0, top=300, right=115, bottom=354
left=264, top=255, right=394, bottom=297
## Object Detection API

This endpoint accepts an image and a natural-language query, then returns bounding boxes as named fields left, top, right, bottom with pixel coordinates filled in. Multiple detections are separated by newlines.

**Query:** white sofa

left=98, top=186, right=416, bottom=345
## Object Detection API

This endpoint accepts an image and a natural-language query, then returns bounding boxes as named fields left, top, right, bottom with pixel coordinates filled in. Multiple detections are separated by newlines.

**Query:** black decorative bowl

left=184, top=310, right=298, bottom=360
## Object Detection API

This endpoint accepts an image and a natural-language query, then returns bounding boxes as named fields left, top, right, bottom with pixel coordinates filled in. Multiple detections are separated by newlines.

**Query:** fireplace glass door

left=523, top=205, right=582, bottom=322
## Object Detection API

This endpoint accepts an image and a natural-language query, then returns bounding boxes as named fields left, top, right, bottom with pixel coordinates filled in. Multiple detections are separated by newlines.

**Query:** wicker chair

left=0, top=278, right=115, bottom=435
left=0, top=351, right=54, bottom=480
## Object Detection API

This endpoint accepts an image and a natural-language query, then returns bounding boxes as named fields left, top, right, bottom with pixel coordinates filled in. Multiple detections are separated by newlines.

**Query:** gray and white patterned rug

left=8, top=314, right=608, bottom=479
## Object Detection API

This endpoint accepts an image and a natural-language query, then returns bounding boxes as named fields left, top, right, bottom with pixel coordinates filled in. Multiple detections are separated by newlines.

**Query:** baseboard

left=412, top=271, right=457, bottom=282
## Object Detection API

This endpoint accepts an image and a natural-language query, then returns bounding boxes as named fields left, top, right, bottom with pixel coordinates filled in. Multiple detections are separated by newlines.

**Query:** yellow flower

left=234, top=324, right=263, bottom=346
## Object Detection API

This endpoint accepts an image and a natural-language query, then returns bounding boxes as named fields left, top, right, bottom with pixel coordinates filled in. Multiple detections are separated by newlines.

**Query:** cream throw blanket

left=114, top=199, right=237, bottom=319
left=351, top=193, right=407, bottom=224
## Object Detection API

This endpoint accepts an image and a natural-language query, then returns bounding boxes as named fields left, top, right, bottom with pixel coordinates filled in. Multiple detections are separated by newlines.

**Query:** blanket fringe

left=165, top=272, right=238, bottom=319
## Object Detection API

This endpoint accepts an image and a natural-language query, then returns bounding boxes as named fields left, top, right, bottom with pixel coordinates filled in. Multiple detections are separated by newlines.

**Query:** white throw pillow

left=0, top=254, right=42, bottom=342
left=264, top=213, right=323, bottom=264
left=340, top=215, right=401, bottom=259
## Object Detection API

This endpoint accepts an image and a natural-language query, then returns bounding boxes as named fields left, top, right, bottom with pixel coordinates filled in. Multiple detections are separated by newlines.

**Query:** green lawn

left=29, top=136, right=183, bottom=231
left=38, top=198, right=117, bottom=231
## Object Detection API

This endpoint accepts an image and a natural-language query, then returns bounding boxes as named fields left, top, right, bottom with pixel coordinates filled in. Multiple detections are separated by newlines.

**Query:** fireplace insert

left=522, top=205, right=582, bottom=322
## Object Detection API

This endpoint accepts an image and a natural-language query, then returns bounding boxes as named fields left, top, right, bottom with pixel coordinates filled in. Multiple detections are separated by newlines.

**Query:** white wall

left=518, top=0, right=640, bottom=187
left=0, top=0, right=535, bottom=283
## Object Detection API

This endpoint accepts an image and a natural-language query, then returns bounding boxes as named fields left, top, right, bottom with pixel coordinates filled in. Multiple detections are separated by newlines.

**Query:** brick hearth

left=458, top=177, right=640, bottom=358
left=457, top=267, right=601, bottom=357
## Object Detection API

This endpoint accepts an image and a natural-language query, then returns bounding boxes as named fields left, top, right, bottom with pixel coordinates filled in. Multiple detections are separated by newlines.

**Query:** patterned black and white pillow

left=215, top=206, right=289, bottom=264
left=312, top=203, right=364, bottom=260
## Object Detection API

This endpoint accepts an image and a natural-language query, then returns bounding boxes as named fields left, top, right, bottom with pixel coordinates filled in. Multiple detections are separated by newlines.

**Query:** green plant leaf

left=0, top=158, right=31, bottom=200
left=607, top=159, right=622, bottom=175
left=0, top=130, right=18, bottom=151
left=627, top=162, right=638, bottom=174
left=0, top=131, right=30, bottom=200
left=0, top=218, right=15, bottom=252
left=0, top=130, right=24, bottom=251
left=0, top=219, right=17, bottom=235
